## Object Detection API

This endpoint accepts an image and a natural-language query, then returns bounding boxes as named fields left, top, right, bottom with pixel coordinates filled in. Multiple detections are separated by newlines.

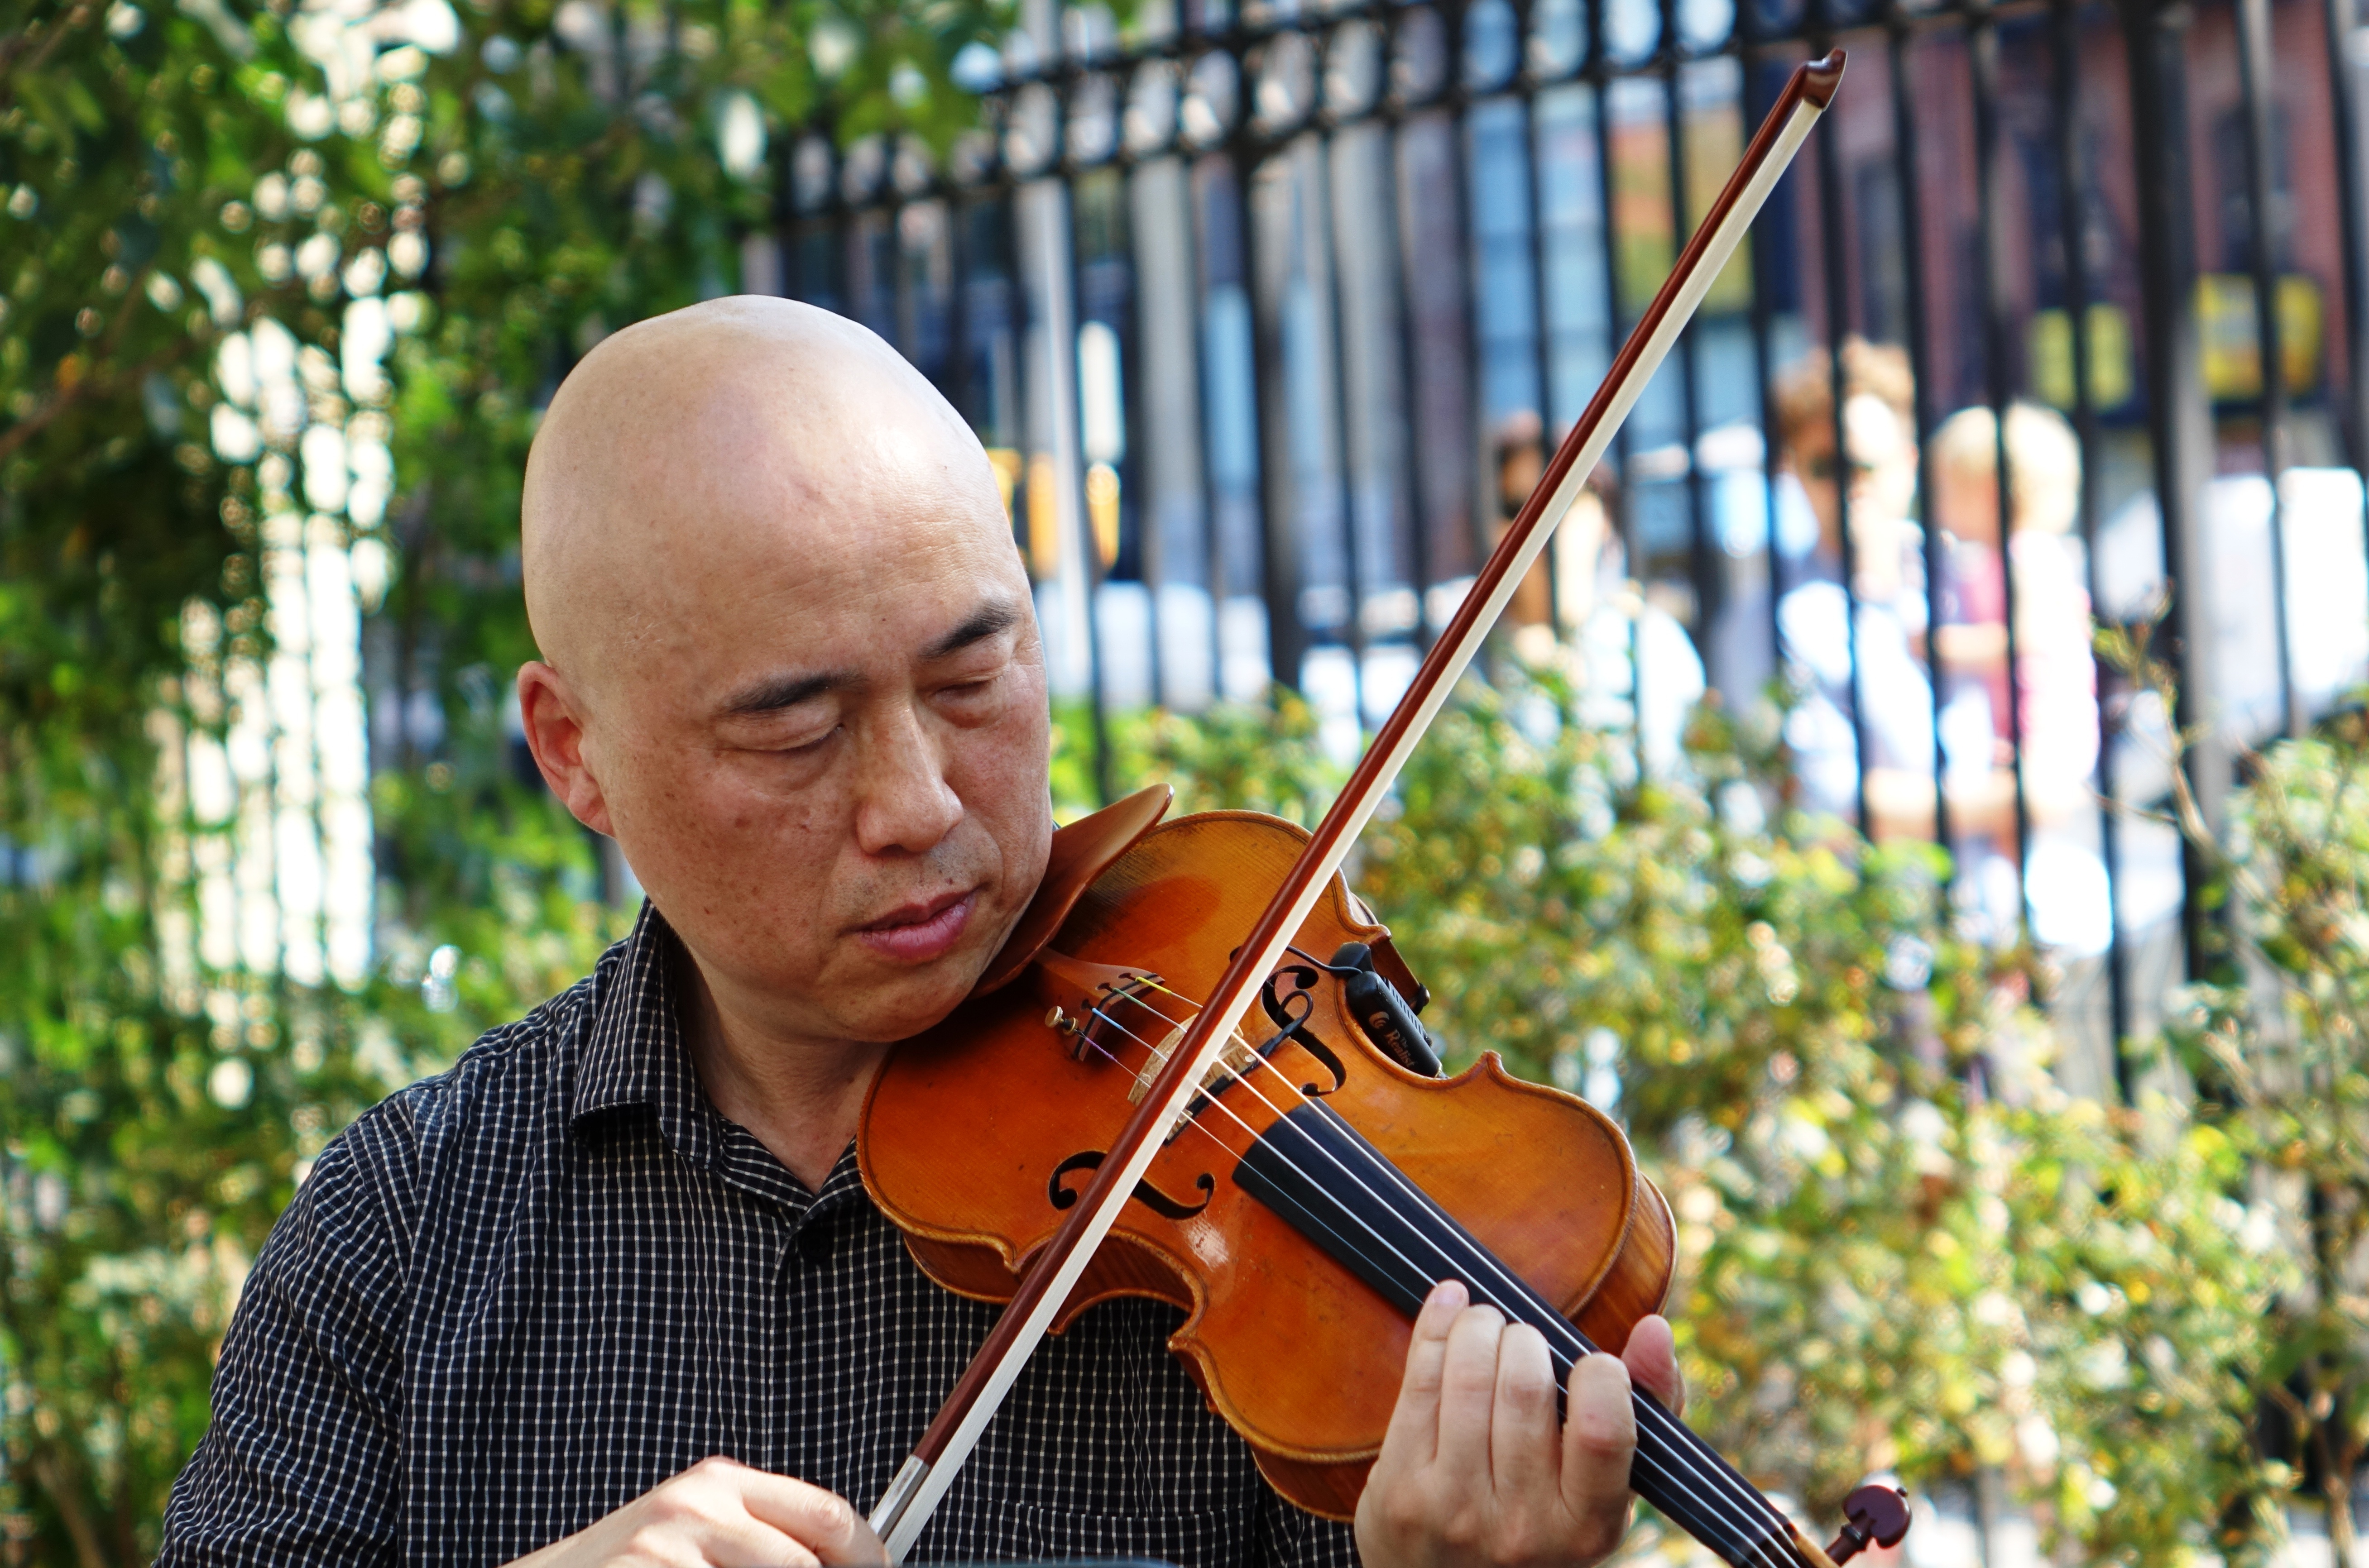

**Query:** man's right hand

left=506, top=1456, right=888, bottom=1568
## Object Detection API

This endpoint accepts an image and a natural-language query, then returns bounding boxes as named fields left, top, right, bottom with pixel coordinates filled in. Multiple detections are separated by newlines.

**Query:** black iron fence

left=750, top=0, right=2369, bottom=1096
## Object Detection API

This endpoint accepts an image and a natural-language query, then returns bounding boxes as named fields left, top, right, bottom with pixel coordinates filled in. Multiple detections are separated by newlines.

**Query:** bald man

left=159, top=298, right=1680, bottom=1568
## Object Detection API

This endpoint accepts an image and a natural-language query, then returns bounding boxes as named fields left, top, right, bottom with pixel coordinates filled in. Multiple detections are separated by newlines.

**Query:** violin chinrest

left=973, top=784, right=1173, bottom=997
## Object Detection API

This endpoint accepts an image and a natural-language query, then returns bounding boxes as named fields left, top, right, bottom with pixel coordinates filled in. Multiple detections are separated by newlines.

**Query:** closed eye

left=778, top=726, right=840, bottom=754
left=937, top=666, right=1006, bottom=699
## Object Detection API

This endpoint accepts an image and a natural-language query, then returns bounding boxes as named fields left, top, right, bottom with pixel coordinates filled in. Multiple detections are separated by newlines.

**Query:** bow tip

left=1801, top=49, right=1847, bottom=107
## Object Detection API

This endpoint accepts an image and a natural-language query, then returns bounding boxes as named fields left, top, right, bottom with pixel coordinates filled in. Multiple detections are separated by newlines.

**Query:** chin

left=843, top=956, right=993, bottom=1043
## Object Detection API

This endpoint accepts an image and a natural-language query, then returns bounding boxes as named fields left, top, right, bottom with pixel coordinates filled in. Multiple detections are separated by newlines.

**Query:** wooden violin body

left=861, top=791, right=1676, bottom=1520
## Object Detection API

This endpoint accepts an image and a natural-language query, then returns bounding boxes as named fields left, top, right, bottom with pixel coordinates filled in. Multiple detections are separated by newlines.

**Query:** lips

left=853, top=887, right=978, bottom=964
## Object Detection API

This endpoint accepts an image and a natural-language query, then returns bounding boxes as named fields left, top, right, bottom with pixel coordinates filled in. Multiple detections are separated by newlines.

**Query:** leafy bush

left=1100, top=676, right=2289, bottom=1565
left=2136, top=698, right=2369, bottom=1565
left=2, top=0, right=994, bottom=1556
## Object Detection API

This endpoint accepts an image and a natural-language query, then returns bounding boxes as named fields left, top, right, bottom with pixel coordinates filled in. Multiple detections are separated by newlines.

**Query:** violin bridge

left=1127, top=1024, right=1256, bottom=1110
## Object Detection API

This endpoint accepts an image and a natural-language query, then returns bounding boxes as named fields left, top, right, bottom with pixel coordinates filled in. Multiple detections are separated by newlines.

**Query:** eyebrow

left=716, top=599, right=1025, bottom=718
left=719, top=668, right=857, bottom=717
left=921, top=599, right=1025, bottom=661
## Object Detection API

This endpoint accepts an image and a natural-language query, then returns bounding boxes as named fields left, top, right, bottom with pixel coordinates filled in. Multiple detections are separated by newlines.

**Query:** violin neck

left=1234, top=1104, right=1812, bottom=1568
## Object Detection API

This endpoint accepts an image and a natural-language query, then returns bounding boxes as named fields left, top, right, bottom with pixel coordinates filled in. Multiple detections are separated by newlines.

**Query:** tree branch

left=0, top=3, right=93, bottom=115
left=0, top=331, right=204, bottom=465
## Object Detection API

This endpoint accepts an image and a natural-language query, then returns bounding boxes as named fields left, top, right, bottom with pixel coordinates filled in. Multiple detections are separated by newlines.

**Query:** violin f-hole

left=1260, top=964, right=1322, bottom=1029
left=1292, top=1030, right=1348, bottom=1099
left=1048, top=1149, right=1216, bottom=1220
left=1252, top=976, right=1347, bottom=1100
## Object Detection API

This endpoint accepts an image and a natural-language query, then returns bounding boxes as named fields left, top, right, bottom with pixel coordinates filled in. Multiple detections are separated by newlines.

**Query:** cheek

left=949, top=699, right=1052, bottom=830
left=613, top=748, right=833, bottom=889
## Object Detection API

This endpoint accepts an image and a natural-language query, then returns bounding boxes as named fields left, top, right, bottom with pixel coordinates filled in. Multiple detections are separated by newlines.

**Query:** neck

left=673, top=944, right=892, bottom=1191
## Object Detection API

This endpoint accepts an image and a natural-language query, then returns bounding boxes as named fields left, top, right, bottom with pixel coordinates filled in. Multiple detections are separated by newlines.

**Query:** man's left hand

left=1354, top=1280, right=1685, bottom=1568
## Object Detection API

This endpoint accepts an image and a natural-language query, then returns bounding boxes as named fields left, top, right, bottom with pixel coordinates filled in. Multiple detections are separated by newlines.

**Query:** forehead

left=631, top=434, right=1023, bottom=695
left=539, top=322, right=1031, bottom=695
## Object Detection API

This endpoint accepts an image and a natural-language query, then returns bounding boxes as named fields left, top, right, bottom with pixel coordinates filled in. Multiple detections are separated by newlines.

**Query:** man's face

left=554, top=417, right=1054, bottom=1050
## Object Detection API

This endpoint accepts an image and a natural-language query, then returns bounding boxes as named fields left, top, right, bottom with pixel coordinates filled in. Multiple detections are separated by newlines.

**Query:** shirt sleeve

left=1256, top=1493, right=1363, bottom=1568
left=157, top=1097, right=422, bottom=1568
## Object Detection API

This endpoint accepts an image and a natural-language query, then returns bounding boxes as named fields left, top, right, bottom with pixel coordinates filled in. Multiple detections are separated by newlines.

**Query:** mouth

left=852, top=886, right=980, bottom=965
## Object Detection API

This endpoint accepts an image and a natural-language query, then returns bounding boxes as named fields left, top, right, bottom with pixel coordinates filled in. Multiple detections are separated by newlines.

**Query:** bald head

left=512, top=296, right=1052, bottom=1065
left=522, top=296, right=1001, bottom=702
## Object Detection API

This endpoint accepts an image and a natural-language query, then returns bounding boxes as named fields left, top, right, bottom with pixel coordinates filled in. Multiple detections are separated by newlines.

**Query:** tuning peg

left=1824, top=1485, right=1910, bottom=1564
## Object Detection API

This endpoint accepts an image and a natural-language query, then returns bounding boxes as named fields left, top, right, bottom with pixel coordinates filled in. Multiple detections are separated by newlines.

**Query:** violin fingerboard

left=1232, top=1105, right=1808, bottom=1568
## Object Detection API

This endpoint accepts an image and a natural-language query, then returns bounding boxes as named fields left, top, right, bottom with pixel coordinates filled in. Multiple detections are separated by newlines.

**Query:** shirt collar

left=569, top=902, right=868, bottom=1218
left=571, top=901, right=724, bottom=1171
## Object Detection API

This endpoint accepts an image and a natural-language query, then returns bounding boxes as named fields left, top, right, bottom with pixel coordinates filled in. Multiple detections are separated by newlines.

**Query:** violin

left=858, top=48, right=1911, bottom=1568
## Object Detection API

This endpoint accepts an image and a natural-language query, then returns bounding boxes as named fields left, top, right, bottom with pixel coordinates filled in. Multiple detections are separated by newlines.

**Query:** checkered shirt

left=159, top=904, right=1362, bottom=1568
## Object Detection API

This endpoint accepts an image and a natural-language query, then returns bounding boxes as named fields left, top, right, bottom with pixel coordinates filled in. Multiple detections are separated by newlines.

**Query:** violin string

left=1120, top=981, right=1802, bottom=1568
left=1107, top=981, right=1800, bottom=1568
left=1108, top=987, right=1800, bottom=1568
left=1077, top=990, right=1795, bottom=1568
left=1079, top=998, right=1790, bottom=1568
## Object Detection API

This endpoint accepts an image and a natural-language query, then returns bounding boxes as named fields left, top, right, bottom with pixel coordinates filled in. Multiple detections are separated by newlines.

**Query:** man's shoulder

left=405, top=966, right=604, bottom=1130
left=306, top=955, right=615, bottom=1226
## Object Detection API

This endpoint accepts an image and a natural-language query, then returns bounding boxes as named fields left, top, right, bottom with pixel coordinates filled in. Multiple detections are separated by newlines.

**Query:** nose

left=851, top=701, right=964, bottom=857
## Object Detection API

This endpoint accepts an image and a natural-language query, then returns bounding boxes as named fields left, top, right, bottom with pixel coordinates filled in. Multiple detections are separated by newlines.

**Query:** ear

left=517, top=661, right=616, bottom=837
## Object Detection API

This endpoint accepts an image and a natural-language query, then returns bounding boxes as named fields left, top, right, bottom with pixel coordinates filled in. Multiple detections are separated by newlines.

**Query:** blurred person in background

left=1497, top=411, right=1707, bottom=775
left=1543, top=463, right=1707, bottom=777
left=1928, top=402, right=2110, bottom=951
left=1770, top=338, right=1938, bottom=838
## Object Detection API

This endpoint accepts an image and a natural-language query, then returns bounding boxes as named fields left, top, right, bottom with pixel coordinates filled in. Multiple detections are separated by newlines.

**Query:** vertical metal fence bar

left=834, top=157, right=858, bottom=318
left=1237, top=111, right=1307, bottom=693
left=1589, top=24, right=1644, bottom=748
left=1515, top=3, right=1563, bottom=638
left=889, top=181, right=917, bottom=376
left=1744, top=48, right=1790, bottom=684
left=997, top=157, right=1036, bottom=572
left=1121, top=153, right=1158, bottom=712
left=2326, top=0, right=2369, bottom=502
left=1969, top=17, right=2033, bottom=932
left=1665, top=46, right=1717, bottom=668
left=1117, top=157, right=1165, bottom=709
left=838, top=177, right=864, bottom=341
left=1809, top=0, right=1873, bottom=833
left=820, top=132, right=851, bottom=315
left=2121, top=0, right=2221, bottom=985
left=1057, top=159, right=1119, bottom=805
left=2235, top=0, right=2303, bottom=741
left=1886, top=16, right=1951, bottom=848
left=1448, top=0, right=1499, bottom=661
left=1175, top=0, right=1220, bottom=705
left=786, top=202, right=808, bottom=306
left=1316, top=116, right=1372, bottom=724
left=2051, top=0, right=2134, bottom=1083
left=770, top=136, right=798, bottom=304
left=1384, top=94, right=1440, bottom=648
left=1190, top=152, right=1236, bottom=700
left=945, top=187, right=973, bottom=425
